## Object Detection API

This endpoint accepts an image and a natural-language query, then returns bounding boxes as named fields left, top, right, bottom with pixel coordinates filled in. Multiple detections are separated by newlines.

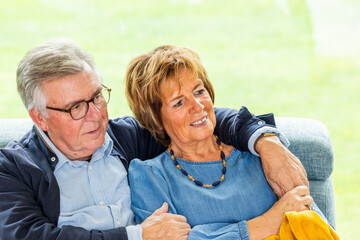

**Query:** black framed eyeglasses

left=46, top=84, right=111, bottom=120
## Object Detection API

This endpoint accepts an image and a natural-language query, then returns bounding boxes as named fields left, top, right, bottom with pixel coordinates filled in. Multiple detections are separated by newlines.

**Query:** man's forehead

left=44, top=69, right=101, bottom=107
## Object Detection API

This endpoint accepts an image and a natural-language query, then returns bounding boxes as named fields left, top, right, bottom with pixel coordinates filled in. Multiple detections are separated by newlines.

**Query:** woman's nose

left=190, top=97, right=204, bottom=113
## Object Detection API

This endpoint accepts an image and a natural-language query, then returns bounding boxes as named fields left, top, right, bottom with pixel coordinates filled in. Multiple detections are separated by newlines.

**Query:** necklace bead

left=168, top=135, right=226, bottom=188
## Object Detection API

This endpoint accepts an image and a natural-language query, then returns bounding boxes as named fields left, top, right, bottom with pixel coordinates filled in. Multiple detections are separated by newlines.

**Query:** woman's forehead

left=160, top=70, right=202, bottom=100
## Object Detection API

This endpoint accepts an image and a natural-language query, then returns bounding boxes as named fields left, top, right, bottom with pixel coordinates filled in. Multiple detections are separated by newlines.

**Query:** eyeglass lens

left=70, top=88, right=110, bottom=120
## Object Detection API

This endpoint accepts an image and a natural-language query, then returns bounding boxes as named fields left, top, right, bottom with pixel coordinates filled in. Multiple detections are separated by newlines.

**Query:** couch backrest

left=0, top=118, right=33, bottom=148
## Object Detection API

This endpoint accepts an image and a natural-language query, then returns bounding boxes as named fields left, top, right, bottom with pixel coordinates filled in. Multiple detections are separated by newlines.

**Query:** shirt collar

left=35, top=125, right=113, bottom=172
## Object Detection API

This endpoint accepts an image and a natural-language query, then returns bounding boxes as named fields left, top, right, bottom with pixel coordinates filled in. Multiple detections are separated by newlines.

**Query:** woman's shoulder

left=129, top=151, right=169, bottom=173
left=227, top=148, right=261, bottom=165
left=223, top=144, right=257, bottom=160
left=128, top=151, right=171, bottom=189
left=227, top=147, right=252, bottom=157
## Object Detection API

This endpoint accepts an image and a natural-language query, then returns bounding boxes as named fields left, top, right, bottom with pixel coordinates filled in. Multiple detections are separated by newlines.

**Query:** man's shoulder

left=107, top=116, right=140, bottom=132
left=108, top=115, right=137, bottom=124
left=0, top=132, right=36, bottom=176
left=1, top=127, right=36, bottom=155
left=0, top=127, right=50, bottom=170
left=107, top=116, right=151, bottom=146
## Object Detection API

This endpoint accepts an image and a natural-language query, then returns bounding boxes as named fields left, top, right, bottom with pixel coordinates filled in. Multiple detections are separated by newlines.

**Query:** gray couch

left=0, top=117, right=336, bottom=228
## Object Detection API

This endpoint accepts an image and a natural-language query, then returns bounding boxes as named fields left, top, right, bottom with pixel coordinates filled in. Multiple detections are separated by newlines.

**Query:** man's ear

left=29, top=108, right=49, bottom=131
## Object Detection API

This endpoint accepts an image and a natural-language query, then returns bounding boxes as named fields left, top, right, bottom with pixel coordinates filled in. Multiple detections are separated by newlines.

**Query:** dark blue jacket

left=0, top=107, right=275, bottom=240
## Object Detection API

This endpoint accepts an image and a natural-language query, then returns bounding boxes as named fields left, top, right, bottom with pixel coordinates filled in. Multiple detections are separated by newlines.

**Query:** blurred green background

left=1, top=0, right=359, bottom=238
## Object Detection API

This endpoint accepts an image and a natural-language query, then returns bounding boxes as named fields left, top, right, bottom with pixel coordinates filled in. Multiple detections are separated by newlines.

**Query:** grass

left=1, top=0, right=359, bottom=238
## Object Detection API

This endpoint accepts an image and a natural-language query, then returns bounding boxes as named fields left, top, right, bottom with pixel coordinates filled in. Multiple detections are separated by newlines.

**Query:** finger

left=164, top=213, right=188, bottom=223
left=293, top=193, right=313, bottom=212
left=289, top=154, right=309, bottom=188
left=302, top=195, right=314, bottom=206
left=177, top=225, right=191, bottom=234
left=268, top=180, right=285, bottom=198
left=169, top=226, right=190, bottom=239
left=307, top=203, right=315, bottom=211
left=301, top=178, right=310, bottom=188
left=301, top=175, right=310, bottom=188
left=292, top=185, right=310, bottom=196
left=294, top=162, right=308, bottom=187
left=152, top=202, right=168, bottom=216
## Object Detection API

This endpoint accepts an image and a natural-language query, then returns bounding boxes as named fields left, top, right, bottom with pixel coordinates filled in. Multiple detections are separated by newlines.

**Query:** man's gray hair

left=16, top=37, right=103, bottom=116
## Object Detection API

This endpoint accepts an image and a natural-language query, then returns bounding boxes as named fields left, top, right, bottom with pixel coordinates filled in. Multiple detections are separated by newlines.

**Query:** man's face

left=38, top=66, right=109, bottom=161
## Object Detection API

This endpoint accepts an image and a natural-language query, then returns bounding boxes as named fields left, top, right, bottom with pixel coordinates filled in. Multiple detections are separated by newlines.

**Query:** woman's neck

left=170, top=135, right=231, bottom=162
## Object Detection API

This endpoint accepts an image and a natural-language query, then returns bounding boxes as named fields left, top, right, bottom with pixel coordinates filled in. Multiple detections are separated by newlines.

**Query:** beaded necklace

left=168, top=135, right=226, bottom=188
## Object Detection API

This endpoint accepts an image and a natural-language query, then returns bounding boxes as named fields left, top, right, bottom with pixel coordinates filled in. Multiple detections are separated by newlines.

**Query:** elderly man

left=0, top=38, right=307, bottom=240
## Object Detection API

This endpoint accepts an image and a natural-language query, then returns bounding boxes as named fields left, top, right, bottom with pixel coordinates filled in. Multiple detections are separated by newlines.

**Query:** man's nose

left=85, top=102, right=102, bottom=120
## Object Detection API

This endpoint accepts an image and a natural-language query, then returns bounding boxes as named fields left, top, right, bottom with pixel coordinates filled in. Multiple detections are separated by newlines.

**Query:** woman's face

left=160, top=68, right=216, bottom=146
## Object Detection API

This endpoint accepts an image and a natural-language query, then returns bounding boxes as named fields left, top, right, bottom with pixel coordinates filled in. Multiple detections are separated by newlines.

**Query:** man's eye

left=72, top=103, right=82, bottom=111
left=96, top=91, right=104, bottom=99
left=94, top=93, right=102, bottom=102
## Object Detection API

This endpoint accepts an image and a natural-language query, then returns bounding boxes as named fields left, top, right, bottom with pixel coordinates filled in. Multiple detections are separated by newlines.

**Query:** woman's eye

left=195, top=89, right=205, bottom=95
left=173, top=100, right=183, bottom=108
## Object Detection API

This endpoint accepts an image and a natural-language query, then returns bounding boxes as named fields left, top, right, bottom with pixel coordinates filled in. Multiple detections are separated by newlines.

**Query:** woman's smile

left=190, top=116, right=208, bottom=127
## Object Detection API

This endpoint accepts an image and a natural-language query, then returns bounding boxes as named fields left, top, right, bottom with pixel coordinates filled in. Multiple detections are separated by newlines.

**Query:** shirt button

left=89, top=164, right=93, bottom=170
left=257, top=121, right=263, bottom=125
left=117, top=220, right=121, bottom=225
left=99, top=201, right=105, bottom=205
left=50, top=157, right=56, bottom=162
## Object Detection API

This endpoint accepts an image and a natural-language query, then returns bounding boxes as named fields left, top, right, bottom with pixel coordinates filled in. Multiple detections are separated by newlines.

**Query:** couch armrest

left=275, top=117, right=336, bottom=228
left=275, top=117, right=334, bottom=180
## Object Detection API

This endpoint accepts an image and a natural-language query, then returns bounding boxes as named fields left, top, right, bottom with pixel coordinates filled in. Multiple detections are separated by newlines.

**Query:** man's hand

left=140, top=202, right=191, bottom=240
left=255, top=135, right=309, bottom=198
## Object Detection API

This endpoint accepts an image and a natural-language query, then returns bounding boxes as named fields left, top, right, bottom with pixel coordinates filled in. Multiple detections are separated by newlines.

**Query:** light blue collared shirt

left=248, top=126, right=290, bottom=156
left=36, top=126, right=142, bottom=239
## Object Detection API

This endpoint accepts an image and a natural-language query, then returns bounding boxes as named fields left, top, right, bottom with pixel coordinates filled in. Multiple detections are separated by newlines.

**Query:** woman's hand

left=255, top=135, right=309, bottom=197
left=247, top=186, right=313, bottom=240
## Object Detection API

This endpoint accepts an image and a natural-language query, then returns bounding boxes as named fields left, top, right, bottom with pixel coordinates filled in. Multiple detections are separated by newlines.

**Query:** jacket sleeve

left=213, top=106, right=276, bottom=151
left=0, top=151, right=128, bottom=240
left=107, top=116, right=166, bottom=162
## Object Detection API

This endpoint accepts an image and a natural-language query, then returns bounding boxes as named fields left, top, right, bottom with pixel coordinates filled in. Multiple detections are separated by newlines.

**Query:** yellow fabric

left=265, top=210, right=340, bottom=240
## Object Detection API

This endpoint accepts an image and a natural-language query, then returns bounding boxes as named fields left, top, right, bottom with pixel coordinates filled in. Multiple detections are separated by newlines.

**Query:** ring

left=307, top=204, right=315, bottom=211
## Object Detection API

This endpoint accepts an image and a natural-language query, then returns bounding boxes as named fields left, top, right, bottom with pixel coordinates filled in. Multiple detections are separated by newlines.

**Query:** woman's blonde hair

left=125, top=45, right=215, bottom=146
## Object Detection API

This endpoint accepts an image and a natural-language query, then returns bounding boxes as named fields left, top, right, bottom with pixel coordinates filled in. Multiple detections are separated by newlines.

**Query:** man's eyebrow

left=63, top=87, right=102, bottom=109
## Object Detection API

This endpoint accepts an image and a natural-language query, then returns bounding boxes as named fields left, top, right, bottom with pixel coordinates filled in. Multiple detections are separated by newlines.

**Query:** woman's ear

left=29, top=108, right=49, bottom=131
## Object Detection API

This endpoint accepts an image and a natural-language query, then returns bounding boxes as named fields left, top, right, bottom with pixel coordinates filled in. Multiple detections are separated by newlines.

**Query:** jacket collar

left=26, top=126, right=59, bottom=172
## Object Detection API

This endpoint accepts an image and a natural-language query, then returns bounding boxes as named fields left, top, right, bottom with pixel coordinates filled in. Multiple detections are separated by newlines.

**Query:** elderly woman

left=125, top=46, right=327, bottom=239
